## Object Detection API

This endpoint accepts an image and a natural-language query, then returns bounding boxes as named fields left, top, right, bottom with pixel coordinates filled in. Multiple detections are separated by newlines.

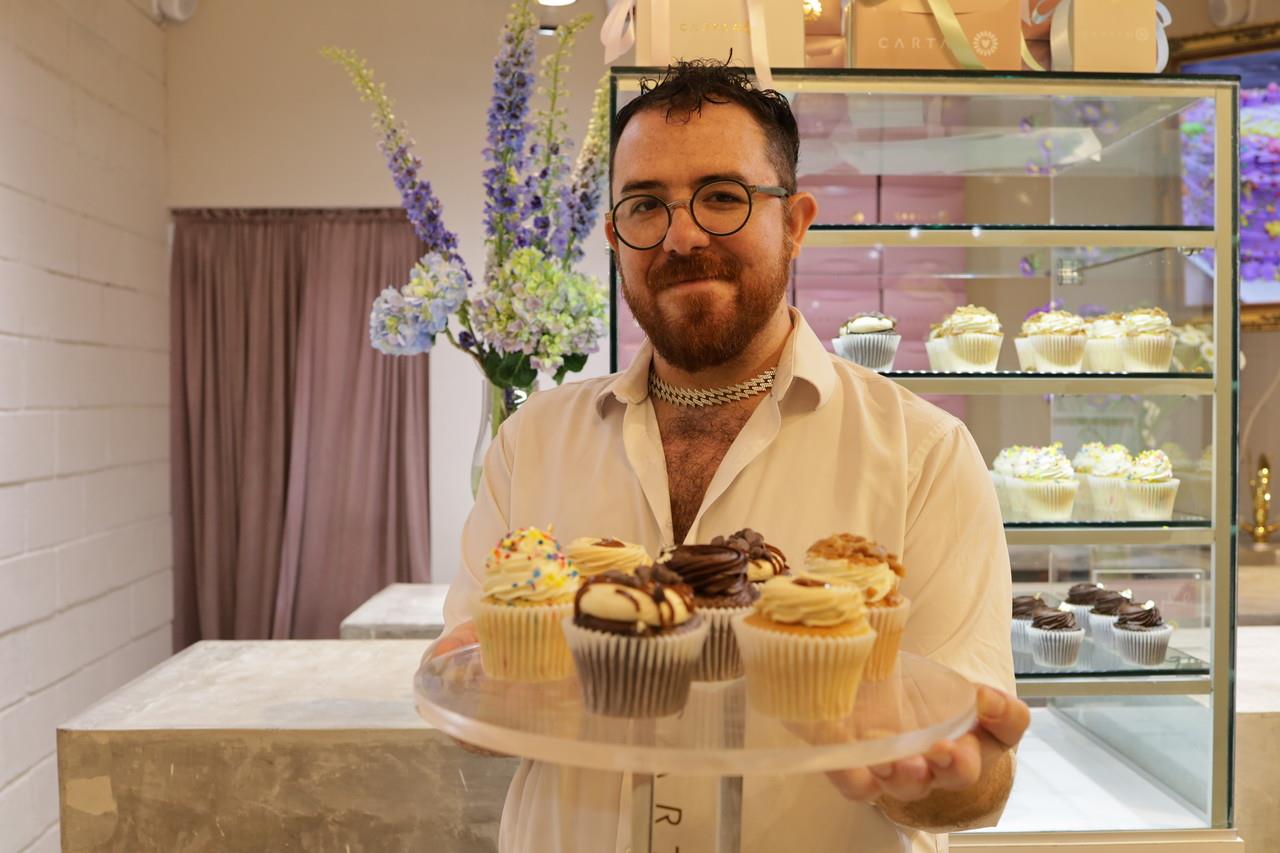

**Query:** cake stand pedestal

left=415, top=646, right=977, bottom=853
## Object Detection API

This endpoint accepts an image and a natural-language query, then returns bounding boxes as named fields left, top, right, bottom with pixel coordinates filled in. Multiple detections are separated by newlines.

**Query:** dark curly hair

left=609, top=60, right=800, bottom=194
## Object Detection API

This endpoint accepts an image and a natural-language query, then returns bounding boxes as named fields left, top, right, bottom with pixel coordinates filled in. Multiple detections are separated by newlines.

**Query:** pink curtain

left=171, top=209, right=431, bottom=645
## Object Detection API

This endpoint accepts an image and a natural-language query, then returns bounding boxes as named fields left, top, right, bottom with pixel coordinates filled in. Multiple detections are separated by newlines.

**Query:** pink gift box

left=799, top=173, right=879, bottom=227
left=879, top=177, right=966, bottom=275
left=793, top=285, right=882, bottom=349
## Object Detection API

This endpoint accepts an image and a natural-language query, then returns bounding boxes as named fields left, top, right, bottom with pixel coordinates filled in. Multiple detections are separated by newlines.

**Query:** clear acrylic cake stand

left=414, top=645, right=977, bottom=853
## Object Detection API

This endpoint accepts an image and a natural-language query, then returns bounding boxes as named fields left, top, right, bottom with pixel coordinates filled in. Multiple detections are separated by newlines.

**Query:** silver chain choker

left=648, top=367, right=777, bottom=408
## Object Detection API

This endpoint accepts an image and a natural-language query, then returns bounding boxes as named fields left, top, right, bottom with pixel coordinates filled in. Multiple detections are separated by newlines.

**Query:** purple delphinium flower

left=482, top=0, right=537, bottom=270
left=551, top=74, right=609, bottom=264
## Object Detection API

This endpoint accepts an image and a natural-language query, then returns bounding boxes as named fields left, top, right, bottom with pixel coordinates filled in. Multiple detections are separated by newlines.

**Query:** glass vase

left=470, top=378, right=519, bottom=497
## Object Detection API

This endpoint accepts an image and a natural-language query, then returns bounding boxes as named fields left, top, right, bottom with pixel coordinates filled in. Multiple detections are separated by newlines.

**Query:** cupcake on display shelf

left=832, top=312, right=900, bottom=372
left=1071, top=442, right=1106, bottom=519
left=1027, top=603, right=1085, bottom=667
left=1063, top=582, right=1106, bottom=632
left=1011, top=593, right=1043, bottom=652
left=1113, top=600, right=1174, bottom=666
left=991, top=445, right=1034, bottom=520
left=1083, top=312, right=1126, bottom=372
left=1023, top=309, right=1087, bottom=372
left=1087, top=588, right=1134, bottom=649
left=940, top=304, right=1003, bottom=371
left=1087, top=443, right=1134, bottom=521
left=1127, top=449, right=1180, bottom=521
left=1008, top=444, right=1078, bottom=522
left=1122, top=307, right=1176, bottom=372
left=925, top=323, right=951, bottom=372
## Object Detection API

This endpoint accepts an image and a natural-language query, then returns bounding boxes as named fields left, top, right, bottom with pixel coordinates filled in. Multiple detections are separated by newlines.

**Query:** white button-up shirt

left=443, top=309, right=1015, bottom=852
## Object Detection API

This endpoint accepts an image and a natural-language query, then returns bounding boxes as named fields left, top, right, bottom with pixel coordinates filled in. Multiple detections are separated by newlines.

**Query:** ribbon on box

left=1029, top=0, right=1172, bottom=72
left=601, top=0, right=781, bottom=90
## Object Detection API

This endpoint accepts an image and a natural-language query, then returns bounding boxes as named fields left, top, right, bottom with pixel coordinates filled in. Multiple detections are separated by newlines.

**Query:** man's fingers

left=976, top=686, right=1031, bottom=749
left=825, top=767, right=882, bottom=802
left=924, top=734, right=982, bottom=791
left=422, top=621, right=478, bottom=667
left=870, top=755, right=933, bottom=801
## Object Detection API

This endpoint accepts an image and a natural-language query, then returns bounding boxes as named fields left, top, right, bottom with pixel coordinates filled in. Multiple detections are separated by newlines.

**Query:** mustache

left=647, top=253, right=742, bottom=291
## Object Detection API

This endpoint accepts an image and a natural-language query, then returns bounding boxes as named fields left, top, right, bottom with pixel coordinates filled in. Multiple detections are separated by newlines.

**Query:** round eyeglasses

left=607, top=179, right=791, bottom=251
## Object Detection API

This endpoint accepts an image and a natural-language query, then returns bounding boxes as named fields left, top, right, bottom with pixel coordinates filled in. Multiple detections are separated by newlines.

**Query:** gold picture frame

left=1171, top=22, right=1280, bottom=330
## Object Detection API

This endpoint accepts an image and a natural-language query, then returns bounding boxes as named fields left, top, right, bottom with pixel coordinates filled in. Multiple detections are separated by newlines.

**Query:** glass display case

left=609, top=70, right=1239, bottom=839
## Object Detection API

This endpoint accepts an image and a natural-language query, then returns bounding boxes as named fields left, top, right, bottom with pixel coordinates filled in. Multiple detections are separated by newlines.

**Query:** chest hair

left=658, top=403, right=757, bottom=544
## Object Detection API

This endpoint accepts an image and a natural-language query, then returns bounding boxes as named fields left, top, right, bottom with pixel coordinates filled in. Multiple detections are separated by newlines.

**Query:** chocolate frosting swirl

left=1012, top=595, right=1041, bottom=619
left=711, top=528, right=790, bottom=577
left=1066, top=583, right=1105, bottom=605
left=1090, top=589, right=1131, bottom=615
left=658, top=544, right=757, bottom=607
left=1116, top=602, right=1165, bottom=631
left=1031, top=607, right=1079, bottom=631
left=572, top=566, right=698, bottom=636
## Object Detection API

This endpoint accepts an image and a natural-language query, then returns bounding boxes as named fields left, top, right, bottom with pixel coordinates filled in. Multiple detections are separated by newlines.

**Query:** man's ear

left=605, top=218, right=619, bottom=254
left=784, top=191, right=820, bottom=260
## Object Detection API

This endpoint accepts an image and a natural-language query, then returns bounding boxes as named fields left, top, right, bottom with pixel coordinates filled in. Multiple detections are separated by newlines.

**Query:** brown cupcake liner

left=473, top=599, right=574, bottom=682
left=561, top=617, right=709, bottom=718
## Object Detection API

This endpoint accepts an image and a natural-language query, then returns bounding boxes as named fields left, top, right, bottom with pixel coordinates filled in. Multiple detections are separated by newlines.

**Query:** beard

left=621, top=239, right=792, bottom=372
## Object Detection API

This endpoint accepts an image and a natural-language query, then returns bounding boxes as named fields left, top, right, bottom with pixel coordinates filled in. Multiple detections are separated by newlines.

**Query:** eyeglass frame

left=605, top=178, right=792, bottom=251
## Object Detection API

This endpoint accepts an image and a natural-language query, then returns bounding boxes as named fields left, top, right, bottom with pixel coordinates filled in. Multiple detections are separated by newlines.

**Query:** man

left=433, top=61, right=1028, bottom=851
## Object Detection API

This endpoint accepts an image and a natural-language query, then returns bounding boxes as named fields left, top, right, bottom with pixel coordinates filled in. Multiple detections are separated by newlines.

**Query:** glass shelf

left=801, top=226, right=1216, bottom=248
left=1015, top=642, right=1208, bottom=679
left=885, top=373, right=1215, bottom=396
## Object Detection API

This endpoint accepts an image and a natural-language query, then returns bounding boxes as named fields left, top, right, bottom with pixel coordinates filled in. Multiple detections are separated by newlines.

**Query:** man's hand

left=423, top=621, right=510, bottom=759
left=826, top=686, right=1029, bottom=830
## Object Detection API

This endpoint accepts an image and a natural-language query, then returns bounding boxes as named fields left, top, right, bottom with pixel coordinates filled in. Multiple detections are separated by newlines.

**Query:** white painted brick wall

left=0, top=2, right=170, bottom=850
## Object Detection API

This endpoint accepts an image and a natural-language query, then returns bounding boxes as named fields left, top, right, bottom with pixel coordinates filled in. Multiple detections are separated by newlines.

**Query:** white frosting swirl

left=1015, top=447, right=1075, bottom=482
left=1072, top=442, right=1106, bottom=475
left=755, top=575, right=868, bottom=628
left=993, top=445, right=1034, bottom=477
left=577, top=579, right=693, bottom=628
left=840, top=314, right=896, bottom=335
left=1087, top=315, right=1126, bottom=339
left=566, top=537, right=650, bottom=577
left=942, top=305, right=1002, bottom=336
left=1129, top=449, right=1174, bottom=482
left=1023, top=310, right=1086, bottom=336
left=1124, top=308, right=1173, bottom=337
left=483, top=527, right=578, bottom=604
left=803, top=555, right=899, bottom=604
left=1090, top=444, right=1133, bottom=479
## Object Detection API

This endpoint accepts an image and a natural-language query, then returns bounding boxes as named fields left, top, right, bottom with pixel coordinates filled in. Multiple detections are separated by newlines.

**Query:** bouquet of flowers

left=324, top=0, right=609, bottom=451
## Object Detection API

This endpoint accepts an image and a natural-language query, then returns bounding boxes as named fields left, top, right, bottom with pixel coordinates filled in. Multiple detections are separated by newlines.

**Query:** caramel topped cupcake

left=711, top=528, right=790, bottom=583
left=658, top=544, right=758, bottom=608
left=573, top=565, right=698, bottom=636
left=566, top=537, right=650, bottom=577
left=803, top=533, right=905, bottom=606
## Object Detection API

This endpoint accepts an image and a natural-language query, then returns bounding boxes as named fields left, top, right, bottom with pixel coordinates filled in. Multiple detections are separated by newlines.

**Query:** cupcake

left=1013, top=333, right=1037, bottom=372
left=991, top=445, right=1033, bottom=520
left=659, top=543, right=759, bottom=681
left=1008, top=445, right=1078, bottom=522
left=941, top=305, right=1003, bottom=372
left=802, top=534, right=907, bottom=680
left=1122, top=307, right=1175, bottom=372
left=562, top=565, right=708, bottom=717
left=925, top=324, right=952, bottom=372
left=1071, top=442, right=1105, bottom=519
left=1087, top=444, right=1134, bottom=521
left=1126, top=449, right=1180, bottom=522
left=1012, top=593, right=1042, bottom=652
left=1113, top=600, right=1174, bottom=666
left=732, top=575, right=876, bottom=720
left=1087, top=588, right=1133, bottom=649
left=1063, top=582, right=1105, bottom=633
left=832, top=312, right=900, bottom=372
left=1027, top=603, right=1085, bottom=667
left=1024, top=310, right=1087, bottom=372
left=1083, top=313, right=1126, bottom=372
left=474, top=527, right=579, bottom=682
left=565, top=537, right=650, bottom=577
left=711, top=528, right=790, bottom=584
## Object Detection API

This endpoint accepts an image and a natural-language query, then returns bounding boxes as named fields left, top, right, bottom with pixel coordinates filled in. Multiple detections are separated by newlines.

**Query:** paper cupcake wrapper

left=1072, top=476, right=1093, bottom=520
left=1125, top=479, right=1180, bottom=522
left=1009, top=478, right=1078, bottom=522
left=864, top=599, right=910, bottom=681
left=473, top=600, right=574, bottom=682
left=1113, top=624, right=1174, bottom=666
left=1087, top=475, right=1129, bottom=521
left=1065, top=602, right=1096, bottom=635
left=1122, top=334, right=1175, bottom=372
left=1087, top=611, right=1121, bottom=649
left=1027, top=625, right=1084, bottom=667
left=1014, top=337, right=1037, bottom=372
left=1084, top=338, right=1125, bottom=373
left=732, top=615, right=877, bottom=721
left=946, top=333, right=1002, bottom=372
left=835, top=333, right=900, bottom=372
left=925, top=339, right=952, bottom=372
left=562, top=617, right=709, bottom=718
left=696, top=605, right=752, bottom=681
left=1011, top=618, right=1032, bottom=653
left=1030, top=334, right=1086, bottom=372
left=990, top=471, right=1011, bottom=519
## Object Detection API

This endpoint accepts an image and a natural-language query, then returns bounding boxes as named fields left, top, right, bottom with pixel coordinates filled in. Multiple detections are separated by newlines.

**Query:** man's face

left=607, top=102, right=809, bottom=372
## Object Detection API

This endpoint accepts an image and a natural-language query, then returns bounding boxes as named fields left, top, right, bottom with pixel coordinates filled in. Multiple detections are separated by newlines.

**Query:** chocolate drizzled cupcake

left=1028, top=603, right=1084, bottom=667
left=562, top=565, right=709, bottom=718
left=659, top=544, right=759, bottom=680
left=1113, top=600, right=1173, bottom=666
left=711, top=528, right=790, bottom=583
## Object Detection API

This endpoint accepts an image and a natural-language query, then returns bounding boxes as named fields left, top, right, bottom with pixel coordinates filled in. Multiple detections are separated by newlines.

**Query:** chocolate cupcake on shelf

left=1063, top=582, right=1106, bottom=633
left=1027, top=603, right=1085, bottom=667
left=1087, top=588, right=1133, bottom=649
left=565, top=536, right=650, bottom=577
left=711, top=528, right=790, bottom=585
left=832, top=312, right=901, bottom=372
left=1112, top=600, right=1174, bottom=666
left=658, top=543, right=759, bottom=681
left=1012, top=593, right=1043, bottom=652
left=561, top=565, right=709, bottom=718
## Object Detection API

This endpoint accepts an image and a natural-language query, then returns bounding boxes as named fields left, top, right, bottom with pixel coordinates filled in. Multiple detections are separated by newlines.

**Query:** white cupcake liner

left=1008, top=478, right=1078, bottom=522
left=925, top=339, right=952, bottom=372
left=1087, top=611, right=1121, bottom=649
left=1011, top=618, right=1032, bottom=653
left=946, top=333, right=1002, bottom=372
left=562, top=617, right=710, bottom=718
left=1088, top=475, right=1129, bottom=521
left=864, top=599, right=910, bottom=681
left=990, top=471, right=1011, bottom=519
left=835, top=333, right=900, bottom=372
left=1113, top=624, right=1174, bottom=666
left=1084, top=338, right=1125, bottom=372
left=1122, top=334, right=1175, bottom=372
left=1072, top=476, right=1093, bottom=520
left=696, top=605, right=753, bottom=681
left=1027, top=625, right=1084, bottom=667
left=732, top=615, right=877, bottom=721
left=473, top=600, right=575, bottom=682
left=1030, top=334, right=1086, bottom=372
left=1125, top=479, right=1180, bottom=522
left=1065, top=602, right=1096, bottom=635
left=1014, top=337, right=1037, bottom=372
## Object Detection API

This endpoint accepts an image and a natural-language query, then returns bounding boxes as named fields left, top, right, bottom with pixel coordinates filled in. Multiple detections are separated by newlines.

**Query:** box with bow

left=853, top=0, right=1023, bottom=71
